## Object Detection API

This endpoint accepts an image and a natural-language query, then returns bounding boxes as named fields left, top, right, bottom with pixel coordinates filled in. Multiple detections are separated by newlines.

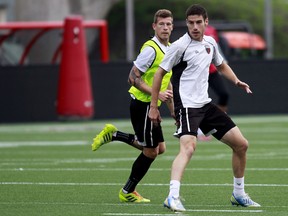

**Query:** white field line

left=0, top=139, right=287, bottom=148
left=231, top=115, right=288, bottom=123
left=0, top=155, right=287, bottom=165
left=103, top=214, right=180, bottom=216
left=0, top=201, right=285, bottom=214
left=0, top=167, right=287, bottom=172
left=185, top=209, right=264, bottom=213
left=0, top=126, right=288, bottom=133
left=0, top=182, right=287, bottom=187
left=0, top=201, right=286, bottom=209
left=0, top=201, right=266, bottom=214
left=0, top=141, right=88, bottom=148
left=0, top=115, right=287, bottom=133
left=103, top=209, right=264, bottom=215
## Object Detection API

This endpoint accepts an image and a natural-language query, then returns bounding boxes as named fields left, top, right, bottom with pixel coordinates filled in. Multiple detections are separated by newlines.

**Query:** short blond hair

left=153, top=9, right=173, bottom=23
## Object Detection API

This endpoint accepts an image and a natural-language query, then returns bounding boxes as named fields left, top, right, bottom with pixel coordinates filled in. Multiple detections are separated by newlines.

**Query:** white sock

left=168, top=180, right=180, bottom=198
left=233, top=176, right=245, bottom=196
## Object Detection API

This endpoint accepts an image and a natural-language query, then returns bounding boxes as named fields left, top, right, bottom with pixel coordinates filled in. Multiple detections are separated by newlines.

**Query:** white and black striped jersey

left=160, top=33, right=224, bottom=110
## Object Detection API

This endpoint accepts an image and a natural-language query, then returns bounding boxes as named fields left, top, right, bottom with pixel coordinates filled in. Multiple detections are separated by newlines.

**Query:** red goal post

left=0, top=19, right=109, bottom=64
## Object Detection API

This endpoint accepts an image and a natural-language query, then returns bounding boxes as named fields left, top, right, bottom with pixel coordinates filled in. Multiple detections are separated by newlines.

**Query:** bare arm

left=148, top=67, right=167, bottom=123
left=165, top=82, right=175, bottom=119
left=128, top=65, right=151, bottom=95
left=216, top=62, right=252, bottom=94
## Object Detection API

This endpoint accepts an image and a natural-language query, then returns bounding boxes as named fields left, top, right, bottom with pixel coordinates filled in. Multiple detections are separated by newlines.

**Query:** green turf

left=0, top=115, right=287, bottom=216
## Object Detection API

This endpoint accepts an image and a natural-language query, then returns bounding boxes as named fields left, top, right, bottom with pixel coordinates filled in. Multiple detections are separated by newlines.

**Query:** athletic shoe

left=163, top=196, right=186, bottom=212
left=119, top=189, right=150, bottom=203
left=91, top=124, right=117, bottom=151
left=231, top=193, right=261, bottom=207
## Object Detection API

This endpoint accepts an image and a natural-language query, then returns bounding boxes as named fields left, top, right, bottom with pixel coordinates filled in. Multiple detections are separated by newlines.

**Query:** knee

left=182, top=142, right=196, bottom=159
left=242, top=139, right=249, bottom=151
left=143, top=148, right=159, bottom=159
left=179, top=136, right=197, bottom=158
left=187, top=144, right=196, bottom=157
left=235, top=138, right=249, bottom=153
left=158, top=143, right=166, bottom=155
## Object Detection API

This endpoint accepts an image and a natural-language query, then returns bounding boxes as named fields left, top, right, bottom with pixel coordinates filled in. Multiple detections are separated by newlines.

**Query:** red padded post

left=56, top=16, right=94, bottom=119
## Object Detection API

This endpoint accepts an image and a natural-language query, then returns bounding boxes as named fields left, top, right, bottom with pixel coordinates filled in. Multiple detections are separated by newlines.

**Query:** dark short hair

left=154, top=9, right=173, bottom=23
left=185, top=4, right=208, bottom=20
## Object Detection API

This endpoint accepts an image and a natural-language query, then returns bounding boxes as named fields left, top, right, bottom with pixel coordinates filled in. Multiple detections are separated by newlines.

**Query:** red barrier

left=0, top=19, right=109, bottom=64
left=56, top=16, right=94, bottom=119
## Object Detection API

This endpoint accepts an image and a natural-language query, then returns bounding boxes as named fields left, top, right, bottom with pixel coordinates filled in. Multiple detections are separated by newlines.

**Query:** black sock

left=123, top=152, right=154, bottom=193
left=112, top=131, right=135, bottom=145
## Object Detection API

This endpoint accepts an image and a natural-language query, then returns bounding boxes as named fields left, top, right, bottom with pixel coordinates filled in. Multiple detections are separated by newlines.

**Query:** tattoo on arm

left=128, top=67, right=144, bottom=88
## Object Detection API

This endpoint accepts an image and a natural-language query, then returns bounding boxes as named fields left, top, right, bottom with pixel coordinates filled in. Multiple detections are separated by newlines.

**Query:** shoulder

left=140, top=42, right=156, bottom=55
left=169, top=33, right=191, bottom=54
left=173, top=33, right=191, bottom=46
left=203, top=35, right=217, bottom=46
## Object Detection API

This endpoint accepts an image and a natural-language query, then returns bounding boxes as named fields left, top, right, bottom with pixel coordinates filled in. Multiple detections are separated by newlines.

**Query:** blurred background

left=0, top=0, right=287, bottom=122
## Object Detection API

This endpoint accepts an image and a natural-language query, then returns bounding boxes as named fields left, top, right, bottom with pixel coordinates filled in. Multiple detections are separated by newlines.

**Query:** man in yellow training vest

left=91, top=9, right=174, bottom=202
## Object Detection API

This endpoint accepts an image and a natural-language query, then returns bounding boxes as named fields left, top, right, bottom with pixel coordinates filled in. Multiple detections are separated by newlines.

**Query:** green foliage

left=106, top=0, right=288, bottom=59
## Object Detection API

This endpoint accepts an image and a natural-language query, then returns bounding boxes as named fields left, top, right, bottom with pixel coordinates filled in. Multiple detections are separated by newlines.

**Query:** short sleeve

left=160, top=43, right=184, bottom=72
left=212, top=42, right=224, bottom=66
left=133, top=46, right=155, bottom=73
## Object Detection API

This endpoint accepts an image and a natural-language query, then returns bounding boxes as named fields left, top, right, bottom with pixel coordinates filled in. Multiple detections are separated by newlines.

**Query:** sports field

left=0, top=115, right=287, bottom=216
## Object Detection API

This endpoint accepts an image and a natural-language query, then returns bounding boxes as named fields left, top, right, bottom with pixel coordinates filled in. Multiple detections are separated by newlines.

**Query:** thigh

left=220, top=126, right=247, bottom=149
left=130, top=99, right=163, bottom=148
left=200, top=103, right=236, bottom=140
left=175, top=107, right=204, bottom=137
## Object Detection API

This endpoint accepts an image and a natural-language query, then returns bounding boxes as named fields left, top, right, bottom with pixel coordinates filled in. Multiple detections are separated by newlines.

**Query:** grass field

left=0, top=115, right=287, bottom=216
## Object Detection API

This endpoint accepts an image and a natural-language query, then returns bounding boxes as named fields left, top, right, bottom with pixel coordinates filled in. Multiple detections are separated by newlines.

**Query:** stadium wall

left=0, top=60, right=287, bottom=123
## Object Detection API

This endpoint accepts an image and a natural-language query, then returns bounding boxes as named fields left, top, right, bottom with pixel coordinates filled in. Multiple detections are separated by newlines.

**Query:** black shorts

left=174, top=103, right=236, bottom=140
left=130, top=98, right=164, bottom=148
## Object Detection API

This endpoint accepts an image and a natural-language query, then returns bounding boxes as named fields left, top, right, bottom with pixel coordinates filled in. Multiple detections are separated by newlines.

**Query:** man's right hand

left=148, top=106, right=162, bottom=124
left=158, top=89, right=173, bottom=102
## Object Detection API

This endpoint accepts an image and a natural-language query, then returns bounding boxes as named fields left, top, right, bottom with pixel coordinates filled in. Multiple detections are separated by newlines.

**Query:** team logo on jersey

left=205, top=45, right=211, bottom=54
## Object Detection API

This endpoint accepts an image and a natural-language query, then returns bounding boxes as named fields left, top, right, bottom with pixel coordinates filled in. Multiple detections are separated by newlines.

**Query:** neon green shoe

left=119, top=189, right=150, bottom=203
left=91, top=124, right=117, bottom=151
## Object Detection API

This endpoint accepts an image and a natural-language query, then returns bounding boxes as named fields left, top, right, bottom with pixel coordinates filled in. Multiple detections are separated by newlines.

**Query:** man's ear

left=152, top=23, right=156, bottom=31
left=205, top=18, right=209, bottom=27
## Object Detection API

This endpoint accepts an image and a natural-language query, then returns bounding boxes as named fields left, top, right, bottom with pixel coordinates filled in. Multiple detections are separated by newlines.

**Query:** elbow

left=128, top=76, right=134, bottom=86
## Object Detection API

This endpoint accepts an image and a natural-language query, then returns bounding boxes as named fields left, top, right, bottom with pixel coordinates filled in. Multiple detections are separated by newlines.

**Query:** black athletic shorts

left=130, top=98, right=164, bottom=148
left=174, top=103, right=236, bottom=140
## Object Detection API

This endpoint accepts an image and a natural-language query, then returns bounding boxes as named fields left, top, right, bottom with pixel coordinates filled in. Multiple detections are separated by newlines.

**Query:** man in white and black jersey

left=149, top=4, right=261, bottom=212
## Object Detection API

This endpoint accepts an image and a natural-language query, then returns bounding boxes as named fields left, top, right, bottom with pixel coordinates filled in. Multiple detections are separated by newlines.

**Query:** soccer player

left=149, top=4, right=261, bottom=212
left=91, top=9, right=174, bottom=203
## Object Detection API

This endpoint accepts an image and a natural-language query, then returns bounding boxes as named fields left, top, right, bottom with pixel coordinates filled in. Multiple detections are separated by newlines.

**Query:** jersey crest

left=205, top=44, right=211, bottom=54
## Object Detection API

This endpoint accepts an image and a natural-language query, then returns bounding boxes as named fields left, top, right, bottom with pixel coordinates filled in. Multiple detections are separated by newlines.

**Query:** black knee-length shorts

left=174, top=103, right=236, bottom=140
left=130, top=98, right=164, bottom=148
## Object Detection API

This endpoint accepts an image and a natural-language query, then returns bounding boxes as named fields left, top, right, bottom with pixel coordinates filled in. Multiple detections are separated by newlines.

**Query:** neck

left=155, top=36, right=169, bottom=46
left=188, top=32, right=203, bottom=42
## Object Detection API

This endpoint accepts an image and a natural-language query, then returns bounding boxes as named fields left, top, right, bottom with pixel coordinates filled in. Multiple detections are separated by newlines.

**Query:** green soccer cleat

left=163, top=196, right=186, bottom=212
left=119, top=189, right=150, bottom=203
left=91, top=124, right=117, bottom=151
left=231, top=193, right=261, bottom=207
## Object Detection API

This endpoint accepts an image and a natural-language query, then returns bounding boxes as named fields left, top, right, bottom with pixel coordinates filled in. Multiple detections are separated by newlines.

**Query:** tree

left=106, top=0, right=288, bottom=60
